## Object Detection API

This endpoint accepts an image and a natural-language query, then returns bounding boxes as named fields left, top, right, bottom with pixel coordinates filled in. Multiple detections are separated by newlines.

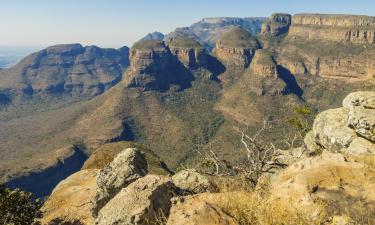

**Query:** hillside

left=1, top=13, right=375, bottom=200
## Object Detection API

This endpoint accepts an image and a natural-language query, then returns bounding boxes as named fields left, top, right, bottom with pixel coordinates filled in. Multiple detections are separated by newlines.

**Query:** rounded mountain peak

left=131, top=40, right=167, bottom=51
left=217, top=27, right=260, bottom=49
left=168, top=36, right=203, bottom=49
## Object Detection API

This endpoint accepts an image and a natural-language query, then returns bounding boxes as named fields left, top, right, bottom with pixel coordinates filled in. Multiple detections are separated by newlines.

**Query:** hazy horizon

left=1, top=0, right=375, bottom=49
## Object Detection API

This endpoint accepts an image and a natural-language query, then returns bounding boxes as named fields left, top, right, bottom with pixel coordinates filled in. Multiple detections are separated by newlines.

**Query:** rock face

left=307, top=91, right=375, bottom=155
left=165, top=17, right=267, bottom=48
left=38, top=169, right=99, bottom=225
left=289, top=14, right=375, bottom=44
left=92, top=148, right=148, bottom=216
left=249, top=50, right=278, bottom=77
left=261, top=13, right=292, bottom=36
left=172, top=169, right=215, bottom=194
left=167, top=197, right=238, bottom=225
left=271, top=152, right=375, bottom=220
left=0, top=44, right=129, bottom=97
left=215, top=27, right=260, bottom=68
left=168, top=36, right=208, bottom=69
left=96, top=175, right=175, bottom=225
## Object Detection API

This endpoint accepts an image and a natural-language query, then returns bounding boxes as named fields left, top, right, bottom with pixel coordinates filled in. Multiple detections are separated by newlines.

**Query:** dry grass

left=195, top=191, right=326, bottom=225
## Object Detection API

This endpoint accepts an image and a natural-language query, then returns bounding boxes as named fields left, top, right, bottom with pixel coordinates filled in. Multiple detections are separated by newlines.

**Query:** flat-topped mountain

left=215, top=27, right=260, bottom=68
left=0, top=44, right=129, bottom=99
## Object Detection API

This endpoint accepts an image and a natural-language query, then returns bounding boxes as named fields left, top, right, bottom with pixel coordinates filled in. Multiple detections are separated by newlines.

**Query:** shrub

left=0, top=185, right=42, bottom=225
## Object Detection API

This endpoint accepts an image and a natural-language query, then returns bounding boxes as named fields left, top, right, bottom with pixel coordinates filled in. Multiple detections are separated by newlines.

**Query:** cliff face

left=0, top=44, right=129, bottom=97
left=215, top=27, right=260, bottom=69
left=261, top=13, right=292, bottom=36
left=289, top=14, right=375, bottom=44
left=168, top=36, right=208, bottom=69
left=274, top=14, right=375, bottom=81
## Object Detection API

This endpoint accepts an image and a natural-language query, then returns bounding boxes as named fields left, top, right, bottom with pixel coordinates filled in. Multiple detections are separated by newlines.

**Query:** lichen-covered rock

left=304, top=131, right=322, bottom=154
left=96, top=175, right=175, bottom=225
left=38, top=169, right=99, bottom=225
left=215, top=27, right=260, bottom=69
left=172, top=169, right=215, bottom=194
left=343, top=91, right=375, bottom=109
left=167, top=197, right=238, bottom=225
left=347, top=107, right=375, bottom=142
left=312, top=108, right=356, bottom=151
left=347, top=137, right=375, bottom=155
left=91, top=148, right=148, bottom=217
left=261, top=13, right=292, bottom=36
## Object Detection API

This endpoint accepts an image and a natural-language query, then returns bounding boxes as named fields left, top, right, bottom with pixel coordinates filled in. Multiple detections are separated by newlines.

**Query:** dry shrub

left=195, top=191, right=327, bottom=225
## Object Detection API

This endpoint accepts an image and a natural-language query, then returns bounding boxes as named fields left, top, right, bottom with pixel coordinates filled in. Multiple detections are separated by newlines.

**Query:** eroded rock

left=96, top=175, right=175, bottom=225
left=172, top=169, right=215, bottom=194
left=91, top=148, right=148, bottom=217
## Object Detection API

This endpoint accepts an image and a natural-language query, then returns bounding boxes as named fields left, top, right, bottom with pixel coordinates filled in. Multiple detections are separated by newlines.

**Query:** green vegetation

left=132, top=40, right=166, bottom=50
left=0, top=185, right=42, bottom=225
left=219, top=27, right=260, bottom=49
left=168, top=36, right=202, bottom=49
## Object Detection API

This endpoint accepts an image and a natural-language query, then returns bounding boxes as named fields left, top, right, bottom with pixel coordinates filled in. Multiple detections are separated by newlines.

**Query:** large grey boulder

left=306, top=91, right=375, bottom=155
left=96, top=175, right=175, bottom=225
left=312, top=108, right=356, bottom=151
left=92, top=148, right=148, bottom=217
left=172, top=169, right=215, bottom=194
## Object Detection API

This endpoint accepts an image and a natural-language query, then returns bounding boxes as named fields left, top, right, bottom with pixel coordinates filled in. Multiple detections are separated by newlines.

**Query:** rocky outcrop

left=0, top=44, right=129, bottom=97
left=172, top=169, right=215, bottom=194
left=168, top=36, right=208, bottom=69
left=289, top=14, right=375, bottom=44
left=91, top=148, right=148, bottom=216
left=167, top=197, right=238, bottom=225
left=270, top=152, right=375, bottom=221
left=96, top=175, right=175, bottom=225
left=261, top=13, right=292, bottom=36
left=38, top=169, right=99, bottom=225
left=249, top=50, right=278, bottom=77
left=215, top=27, right=260, bottom=69
left=306, top=91, right=375, bottom=155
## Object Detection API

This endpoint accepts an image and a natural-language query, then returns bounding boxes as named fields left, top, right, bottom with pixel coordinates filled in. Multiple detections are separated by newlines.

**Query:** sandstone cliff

left=215, top=27, right=260, bottom=69
left=261, top=13, right=291, bottom=36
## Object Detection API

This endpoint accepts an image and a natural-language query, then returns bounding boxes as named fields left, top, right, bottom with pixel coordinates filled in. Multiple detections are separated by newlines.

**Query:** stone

left=91, top=148, right=148, bottom=217
left=96, top=175, right=175, bottom=225
left=312, top=108, right=356, bottom=151
left=347, top=107, right=375, bottom=141
left=347, top=137, right=375, bottom=155
left=343, top=91, right=375, bottom=109
left=304, top=131, right=322, bottom=154
left=172, top=169, right=215, bottom=194
left=167, top=198, right=238, bottom=225
left=38, top=169, right=99, bottom=225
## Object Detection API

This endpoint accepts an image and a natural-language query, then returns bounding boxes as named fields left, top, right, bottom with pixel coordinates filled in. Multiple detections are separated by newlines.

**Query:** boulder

left=342, top=91, right=375, bottom=109
left=172, top=169, right=215, bottom=194
left=38, top=169, right=99, bottom=225
left=91, top=148, right=148, bottom=217
left=167, top=197, right=238, bottom=225
left=96, top=175, right=175, bottom=225
left=303, top=131, right=322, bottom=154
left=312, top=108, right=356, bottom=151
left=347, top=107, right=375, bottom=141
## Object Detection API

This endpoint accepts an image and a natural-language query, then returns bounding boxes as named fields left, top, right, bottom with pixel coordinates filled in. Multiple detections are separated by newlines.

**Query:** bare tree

left=238, top=120, right=286, bottom=186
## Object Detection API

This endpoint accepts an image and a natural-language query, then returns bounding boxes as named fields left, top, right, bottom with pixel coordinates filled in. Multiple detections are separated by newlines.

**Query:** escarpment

left=215, top=27, right=260, bottom=69
left=0, top=44, right=129, bottom=97
left=261, top=13, right=292, bottom=36
left=289, top=14, right=375, bottom=44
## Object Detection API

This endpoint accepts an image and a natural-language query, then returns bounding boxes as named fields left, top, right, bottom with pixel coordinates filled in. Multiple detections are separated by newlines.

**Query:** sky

left=1, top=0, right=375, bottom=49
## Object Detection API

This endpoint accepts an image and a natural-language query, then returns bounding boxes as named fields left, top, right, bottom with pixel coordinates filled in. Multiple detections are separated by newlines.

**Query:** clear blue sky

left=1, top=0, right=375, bottom=48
